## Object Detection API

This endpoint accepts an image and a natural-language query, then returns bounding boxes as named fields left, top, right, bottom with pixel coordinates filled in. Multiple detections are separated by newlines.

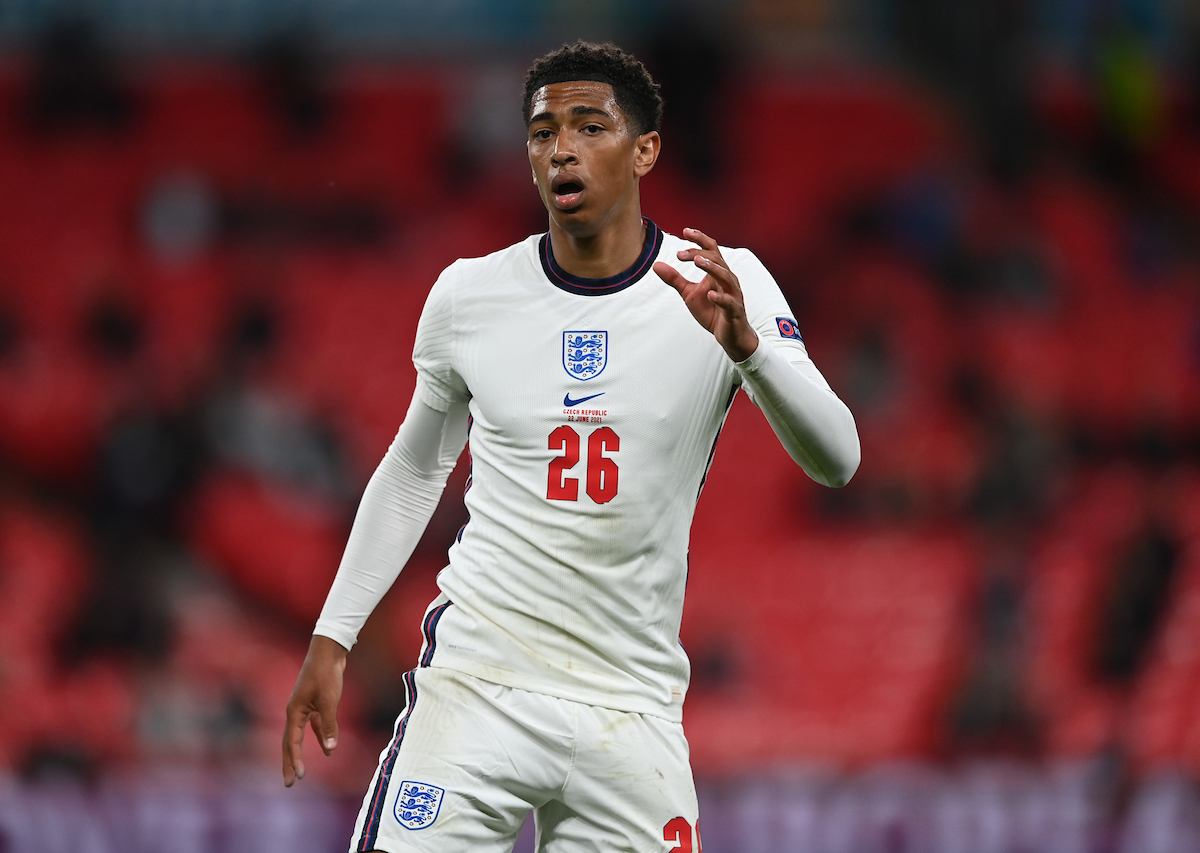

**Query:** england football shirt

left=390, top=219, right=830, bottom=721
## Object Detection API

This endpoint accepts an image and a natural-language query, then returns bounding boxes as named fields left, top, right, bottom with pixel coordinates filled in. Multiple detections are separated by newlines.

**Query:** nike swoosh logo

left=564, top=392, right=605, bottom=407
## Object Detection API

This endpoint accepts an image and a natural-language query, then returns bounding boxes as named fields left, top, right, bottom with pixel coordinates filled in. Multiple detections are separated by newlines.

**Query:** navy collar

left=539, top=218, right=663, bottom=296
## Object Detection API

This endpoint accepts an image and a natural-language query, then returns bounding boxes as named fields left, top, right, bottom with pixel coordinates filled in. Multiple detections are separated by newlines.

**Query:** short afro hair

left=523, top=40, right=663, bottom=137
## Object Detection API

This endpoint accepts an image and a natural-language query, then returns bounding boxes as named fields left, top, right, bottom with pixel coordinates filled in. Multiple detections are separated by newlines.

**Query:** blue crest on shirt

left=563, top=331, right=607, bottom=381
left=394, top=780, right=444, bottom=830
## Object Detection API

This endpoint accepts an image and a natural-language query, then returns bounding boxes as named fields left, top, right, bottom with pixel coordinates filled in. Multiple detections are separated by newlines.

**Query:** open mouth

left=551, top=177, right=585, bottom=209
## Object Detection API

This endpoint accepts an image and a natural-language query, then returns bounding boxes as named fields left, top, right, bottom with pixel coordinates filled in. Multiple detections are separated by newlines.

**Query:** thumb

left=653, top=261, right=686, bottom=295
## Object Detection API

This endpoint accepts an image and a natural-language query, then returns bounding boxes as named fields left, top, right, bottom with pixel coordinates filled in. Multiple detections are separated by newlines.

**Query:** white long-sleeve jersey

left=314, top=221, right=859, bottom=722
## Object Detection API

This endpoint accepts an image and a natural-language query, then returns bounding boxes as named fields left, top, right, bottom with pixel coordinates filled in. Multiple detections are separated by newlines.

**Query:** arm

left=653, top=227, right=859, bottom=488
left=283, top=387, right=468, bottom=786
left=734, top=341, right=859, bottom=487
left=312, top=390, right=468, bottom=649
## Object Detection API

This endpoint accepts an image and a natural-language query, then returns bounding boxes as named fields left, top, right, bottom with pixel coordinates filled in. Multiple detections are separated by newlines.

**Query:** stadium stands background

left=2, top=0, right=1200, bottom=850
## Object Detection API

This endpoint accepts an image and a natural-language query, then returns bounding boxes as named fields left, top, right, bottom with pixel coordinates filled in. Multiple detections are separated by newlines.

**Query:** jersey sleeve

left=727, top=248, right=860, bottom=487
left=313, top=387, right=469, bottom=649
left=412, top=262, right=471, bottom=412
left=730, top=248, right=825, bottom=381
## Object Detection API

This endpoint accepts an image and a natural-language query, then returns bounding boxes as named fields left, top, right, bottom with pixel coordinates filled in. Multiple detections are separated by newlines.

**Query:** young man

left=283, top=41, right=859, bottom=853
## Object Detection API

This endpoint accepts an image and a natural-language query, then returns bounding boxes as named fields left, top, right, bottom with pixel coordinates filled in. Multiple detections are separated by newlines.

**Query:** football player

left=283, top=40, right=859, bottom=853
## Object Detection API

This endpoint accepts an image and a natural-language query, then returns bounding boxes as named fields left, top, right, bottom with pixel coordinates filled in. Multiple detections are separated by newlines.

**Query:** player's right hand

left=283, top=634, right=349, bottom=787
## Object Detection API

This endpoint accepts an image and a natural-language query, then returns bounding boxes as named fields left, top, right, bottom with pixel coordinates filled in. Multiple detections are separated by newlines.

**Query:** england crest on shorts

left=563, top=331, right=607, bottom=381
left=394, top=780, right=444, bottom=830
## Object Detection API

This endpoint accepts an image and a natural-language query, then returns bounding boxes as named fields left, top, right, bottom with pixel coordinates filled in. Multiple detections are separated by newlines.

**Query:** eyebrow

left=528, top=105, right=615, bottom=125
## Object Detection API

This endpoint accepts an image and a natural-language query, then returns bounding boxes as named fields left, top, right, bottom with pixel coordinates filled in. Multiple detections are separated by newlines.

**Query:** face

left=527, top=81, right=659, bottom=237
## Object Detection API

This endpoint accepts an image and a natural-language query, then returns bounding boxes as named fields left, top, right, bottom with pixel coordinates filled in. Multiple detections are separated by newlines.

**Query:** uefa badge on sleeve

left=394, top=780, right=445, bottom=830
left=562, top=331, right=608, bottom=380
left=775, top=317, right=803, bottom=343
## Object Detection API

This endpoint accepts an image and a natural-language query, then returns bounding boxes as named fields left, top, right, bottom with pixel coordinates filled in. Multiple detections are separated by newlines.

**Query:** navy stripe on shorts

left=357, top=669, right=419, bottom=852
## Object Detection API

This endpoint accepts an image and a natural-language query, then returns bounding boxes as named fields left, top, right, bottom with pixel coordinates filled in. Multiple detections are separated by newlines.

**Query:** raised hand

left=653, top=228, right=759, bottom=362
left=283, top=634, right=348, bottom=787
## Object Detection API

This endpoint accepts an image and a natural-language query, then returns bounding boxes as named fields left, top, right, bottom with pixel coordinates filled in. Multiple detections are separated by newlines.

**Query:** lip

left=551, top=173, right=586, bottom=210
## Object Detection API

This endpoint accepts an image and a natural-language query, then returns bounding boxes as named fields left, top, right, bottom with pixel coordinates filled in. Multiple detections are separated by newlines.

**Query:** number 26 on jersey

left=547, top=425, right=619, bottom=504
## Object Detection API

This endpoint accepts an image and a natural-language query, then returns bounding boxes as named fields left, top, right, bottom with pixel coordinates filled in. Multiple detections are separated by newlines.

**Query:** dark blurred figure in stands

left=1090, top=9, right=1166, bottom=188
left=69, top=294, right=184, bottom=665
left=949, top=534, right=1040, bottom=755
left=959, top=368, right=1063, bottom=528
left=23, top=18, right=134, bottom=135
left=1095, top=520, right=1179, bottom=688
left=645, top=3, right=730, bottom=183
left=948, top=366, right=1060, bottom=754
left=891, top=0, right=1037, bottom=184
left=1089, top=507, right=1181, bottom=846
left=255, top=33, right=332, bottom=139
left=203, top=299, right=349, bottom=498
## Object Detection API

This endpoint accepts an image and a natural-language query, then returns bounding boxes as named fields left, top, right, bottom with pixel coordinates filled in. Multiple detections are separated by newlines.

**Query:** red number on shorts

left=547, top=425, right=581, bottom=501
left=585, top=427, right=619, bottom=504
left=663, top=816, right=699, bottom=852
left=547, top=426, right=620, bottom=503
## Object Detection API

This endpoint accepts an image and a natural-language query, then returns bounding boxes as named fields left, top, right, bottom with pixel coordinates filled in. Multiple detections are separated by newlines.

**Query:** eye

left=532, top=128, right=554, bottom=140
left=582, top=124, right=603, bottom=134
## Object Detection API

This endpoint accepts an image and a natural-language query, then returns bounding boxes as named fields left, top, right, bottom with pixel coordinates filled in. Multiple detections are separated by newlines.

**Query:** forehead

left=529, top=80, right=624, bottom=121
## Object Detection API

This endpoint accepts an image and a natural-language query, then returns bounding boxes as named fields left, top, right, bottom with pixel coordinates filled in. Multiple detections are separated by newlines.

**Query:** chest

left=454, top=281, right=733, bottom=447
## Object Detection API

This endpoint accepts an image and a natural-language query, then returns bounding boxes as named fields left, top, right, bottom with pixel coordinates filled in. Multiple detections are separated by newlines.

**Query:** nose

left=551, top=136, right=578, bottom=167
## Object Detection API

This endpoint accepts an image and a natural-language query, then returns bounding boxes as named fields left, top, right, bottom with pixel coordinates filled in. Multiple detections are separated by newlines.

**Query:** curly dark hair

left=522, top=40, right=663, bottom=137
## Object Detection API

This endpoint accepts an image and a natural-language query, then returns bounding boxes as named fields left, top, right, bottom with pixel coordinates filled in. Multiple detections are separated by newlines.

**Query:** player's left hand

left=653, top=227, right=759, bottom=362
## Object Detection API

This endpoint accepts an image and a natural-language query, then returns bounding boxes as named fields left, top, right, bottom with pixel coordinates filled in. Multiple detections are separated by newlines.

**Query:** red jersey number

left=663, top=817, right=702, bottom=852
left=547, top=425, right=619, bottom=503
left=547, top=425, right=581, bottom=501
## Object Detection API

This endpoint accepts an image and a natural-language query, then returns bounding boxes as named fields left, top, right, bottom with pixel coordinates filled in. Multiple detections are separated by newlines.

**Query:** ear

left=633, top=131, right=660, bottom=178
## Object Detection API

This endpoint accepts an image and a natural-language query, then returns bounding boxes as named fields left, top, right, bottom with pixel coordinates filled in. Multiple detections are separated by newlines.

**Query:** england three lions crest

left=563, top=331, right=607, bottom=381
left=394, top=780, right=444, bottom=830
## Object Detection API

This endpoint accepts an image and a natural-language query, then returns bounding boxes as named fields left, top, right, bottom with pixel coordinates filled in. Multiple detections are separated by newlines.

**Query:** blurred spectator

left=220, top=192, right=389, bottom=248
left=255, top=33, right=332, bottom=139
left=1093, top=519, right=1180, bottom=686
left=202, top=301, right=348, bottom=497
left=140, top=173, right=220, bottom=265
left=891, top=0, right=1038, bottom=182
left=957, top=367, right=1064, bottom=527
left=842, top=325, right=897, bottom=416
left=82, top=292, right=144, bottom=365
left=949, top=534, right=1040, bottom=754
left=646, top=4, right=732, bottom=183
left=23, top=19, right=134, bottom=135
left=66, top=534, right=172, bottom=664
left=1092, top=21, right=1166, bottom=184
left=92, top=406, right=203, bottom=534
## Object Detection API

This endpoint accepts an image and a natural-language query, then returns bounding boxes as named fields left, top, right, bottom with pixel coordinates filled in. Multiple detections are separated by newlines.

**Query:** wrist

left=724, top=329, right=759, bottom=363
left=310, top=633, right=350, bottom=663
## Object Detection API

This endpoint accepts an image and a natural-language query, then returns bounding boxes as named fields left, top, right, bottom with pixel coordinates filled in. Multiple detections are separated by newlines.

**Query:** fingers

left=312, top=699, right=340, bottom=756
left=682, top=227, right=718, bottom=251
left=694, top=255, right=739, bottom=291
left=282, top=709, right=307, bottom=787
left=676, top=228, right=739, bottom=292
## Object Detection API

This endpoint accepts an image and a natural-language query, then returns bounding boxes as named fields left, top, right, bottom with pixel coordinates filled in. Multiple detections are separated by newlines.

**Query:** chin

left=550, top=209, right=599, bottom=236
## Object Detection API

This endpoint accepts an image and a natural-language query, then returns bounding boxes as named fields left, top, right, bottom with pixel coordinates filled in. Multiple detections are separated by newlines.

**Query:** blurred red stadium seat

left=185, top=470, right=347, bottom=625
left=683, top=530, right=975, bottom=773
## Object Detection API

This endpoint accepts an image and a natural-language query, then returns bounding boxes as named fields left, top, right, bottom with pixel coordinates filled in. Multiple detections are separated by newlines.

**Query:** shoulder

left=721, top=246, right=772, bottom=281
left=442, top=234, right=542, bottom=288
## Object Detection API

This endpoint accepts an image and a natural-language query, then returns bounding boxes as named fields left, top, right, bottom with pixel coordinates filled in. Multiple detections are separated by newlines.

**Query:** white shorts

left=349, top=666, right=701, bottom=853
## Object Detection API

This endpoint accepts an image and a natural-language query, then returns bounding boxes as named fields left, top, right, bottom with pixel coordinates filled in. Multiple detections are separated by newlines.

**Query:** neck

left=546, top=201, right=646, bottom=280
